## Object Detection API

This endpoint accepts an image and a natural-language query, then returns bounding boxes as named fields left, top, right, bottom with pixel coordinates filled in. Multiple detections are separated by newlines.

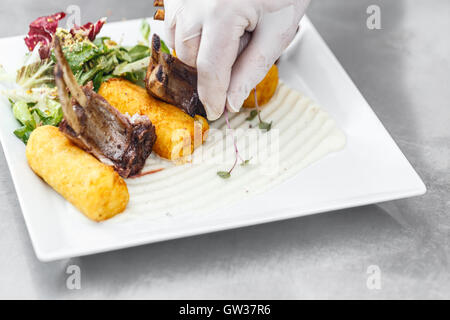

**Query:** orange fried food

left=243, top=64, right=279, bottom=108
left=26, top=126, right=129, bottom=222
left=99, top=78, right=209, bottom=160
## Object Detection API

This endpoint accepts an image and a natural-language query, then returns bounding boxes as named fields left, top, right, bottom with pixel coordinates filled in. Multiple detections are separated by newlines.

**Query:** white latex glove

left=163, top=0, right=310, bottom=120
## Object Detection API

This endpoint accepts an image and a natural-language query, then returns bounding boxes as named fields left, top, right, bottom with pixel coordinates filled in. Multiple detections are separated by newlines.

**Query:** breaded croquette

left=99, top=78, right=209, bottom=160
left=26, top=126, right=129, bottom=222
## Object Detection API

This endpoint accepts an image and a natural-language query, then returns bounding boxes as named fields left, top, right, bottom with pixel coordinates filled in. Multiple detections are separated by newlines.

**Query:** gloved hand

left=163, top=0, right=310, bottom=120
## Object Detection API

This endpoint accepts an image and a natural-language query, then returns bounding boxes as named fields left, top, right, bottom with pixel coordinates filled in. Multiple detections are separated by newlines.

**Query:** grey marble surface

left=0, top=0, right=448, bottom=299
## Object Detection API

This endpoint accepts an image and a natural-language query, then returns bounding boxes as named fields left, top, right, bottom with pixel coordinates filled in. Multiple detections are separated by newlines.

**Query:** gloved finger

left=226, top=7, right=300, bottom=112
left=262, top=0, right=311, bottom=14
left=174, top=15, right=201, bottom=67
left=197, top=19, right=245, bottom=120
left=162, top=0, right=184, bottom=48
left=163, top=24, right=175, bottom=49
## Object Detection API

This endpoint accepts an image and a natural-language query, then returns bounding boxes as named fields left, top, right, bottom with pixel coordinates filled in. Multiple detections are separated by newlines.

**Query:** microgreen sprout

left=217, top=108, right=251, bottom=179
left=246, top=110, right=258, bottom=121
left=246, top=89, right=273, bottom=132
left=240, top=158, right=252, bottom=167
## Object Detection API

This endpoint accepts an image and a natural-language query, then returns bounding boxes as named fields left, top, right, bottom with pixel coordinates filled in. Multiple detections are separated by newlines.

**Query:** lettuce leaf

left=113, top=56, right=150, bottom=87
left=127, top=44, right=151, bottom=62
left=140, top=20, right=151, bottom=45
left=6, top=91, right=62, bottom=144
left=60, top=41, right=101, bottom=73
left=14, top=123, right=35, bottom=144
left=160, top=39, right=171, bottom=55
left=16, top=59, right=55, bottom=89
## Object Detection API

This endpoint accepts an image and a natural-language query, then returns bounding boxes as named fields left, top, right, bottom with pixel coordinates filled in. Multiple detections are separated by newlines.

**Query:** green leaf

left=113, top=56, right=150, bottom=87
left=31, top=110, right=41, bottom=126
left=101, top=74, right=115, bottom=83
left=15, top=59, right=55, bottom=89
left=14, top=126, right=33, bottom=144
left=93, top=71, right=105, bottom=91
left=123, top=70, right=147, bottom=87
left=113, top=57, right=150, bottom=75
left=246, top=110, right=258, bottom=121
left=33, top=108, right=48, bottom=120
left=13, top=119, right=36, bottom=144
left=259, top=121, right=272, bottom=132
left=77, top=53, right=119, bottom=85
left=33, top=98, right=63, bottom=126
left=217, top=171, right=231, bottom=179
left=12, top=101, right=32, bottom=125
left=61, top=42, right=100, bottom=73
left=115, top=48, right=133, bottom=62
left=93, top=37, right=112, bottom=53
left=160, top=39, right=171, bottom=55
left=46, top=99, right=60, bottom=114
left=127, top=44, right=151, bottom=62
left=240, top=159, right=251, bottom=167
left=140, top=19, right=151, bottom=45
left=46, top=107, right=63, bottom=126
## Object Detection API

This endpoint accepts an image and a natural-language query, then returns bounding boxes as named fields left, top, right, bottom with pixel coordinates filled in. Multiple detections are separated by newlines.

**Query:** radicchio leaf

left=24, top=12, right=66, bottom=60
left=70, top=18, right=107, bottom=41
left=24, top=13, right=106, bottom=60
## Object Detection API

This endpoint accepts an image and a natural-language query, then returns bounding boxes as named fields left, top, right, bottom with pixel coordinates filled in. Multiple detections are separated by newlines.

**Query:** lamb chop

left=146, top=34, right=206, bottom=117
left=146, top=30, right=251, bottom=118
left=53, top=36, right=156, bottom=178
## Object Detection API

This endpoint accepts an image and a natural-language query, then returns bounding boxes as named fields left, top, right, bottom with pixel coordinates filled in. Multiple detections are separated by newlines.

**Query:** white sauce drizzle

left=111, top=83, right=346, bottom=223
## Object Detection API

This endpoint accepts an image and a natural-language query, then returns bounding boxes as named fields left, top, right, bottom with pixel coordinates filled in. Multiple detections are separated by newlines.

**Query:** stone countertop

left=0, top=0, right=448, bottom=299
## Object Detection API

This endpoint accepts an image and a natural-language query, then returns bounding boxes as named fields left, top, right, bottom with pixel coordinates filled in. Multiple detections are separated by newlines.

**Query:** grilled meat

left=146, top=34, right=206, bottom=117
left=54, top=36, right=156, bottom=178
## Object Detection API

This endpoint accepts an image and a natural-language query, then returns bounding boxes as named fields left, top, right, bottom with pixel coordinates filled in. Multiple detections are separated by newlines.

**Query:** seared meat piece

left=146, top=34, right=206, bottom=117
left=153, top=1, right=165, bottom=20
left=54, top=36, right=156, bottom=178
left=154, top=9, right=165, bottom=20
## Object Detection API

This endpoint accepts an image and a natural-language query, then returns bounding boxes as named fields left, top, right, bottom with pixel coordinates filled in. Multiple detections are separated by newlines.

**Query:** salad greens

left=9, top=96, right=63, bottom=143
left=2, top=16, right=166, bottom=144
left=54, top=29, right=151, bottom=90
left=4, top=84, right=62, bottom=143
left=16, top=59, right=55, bottom=89
left=160, top=38, right=171, bottom=55
left=140, top=19, right=151, bottom=46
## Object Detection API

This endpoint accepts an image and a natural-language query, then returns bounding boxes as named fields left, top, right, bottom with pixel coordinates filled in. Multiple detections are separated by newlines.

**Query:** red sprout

left=129, top=168, right=164, bottom=179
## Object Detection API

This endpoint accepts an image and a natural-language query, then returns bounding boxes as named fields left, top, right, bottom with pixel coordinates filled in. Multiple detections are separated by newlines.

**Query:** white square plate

left=0, top=17, right=425, bottom=261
